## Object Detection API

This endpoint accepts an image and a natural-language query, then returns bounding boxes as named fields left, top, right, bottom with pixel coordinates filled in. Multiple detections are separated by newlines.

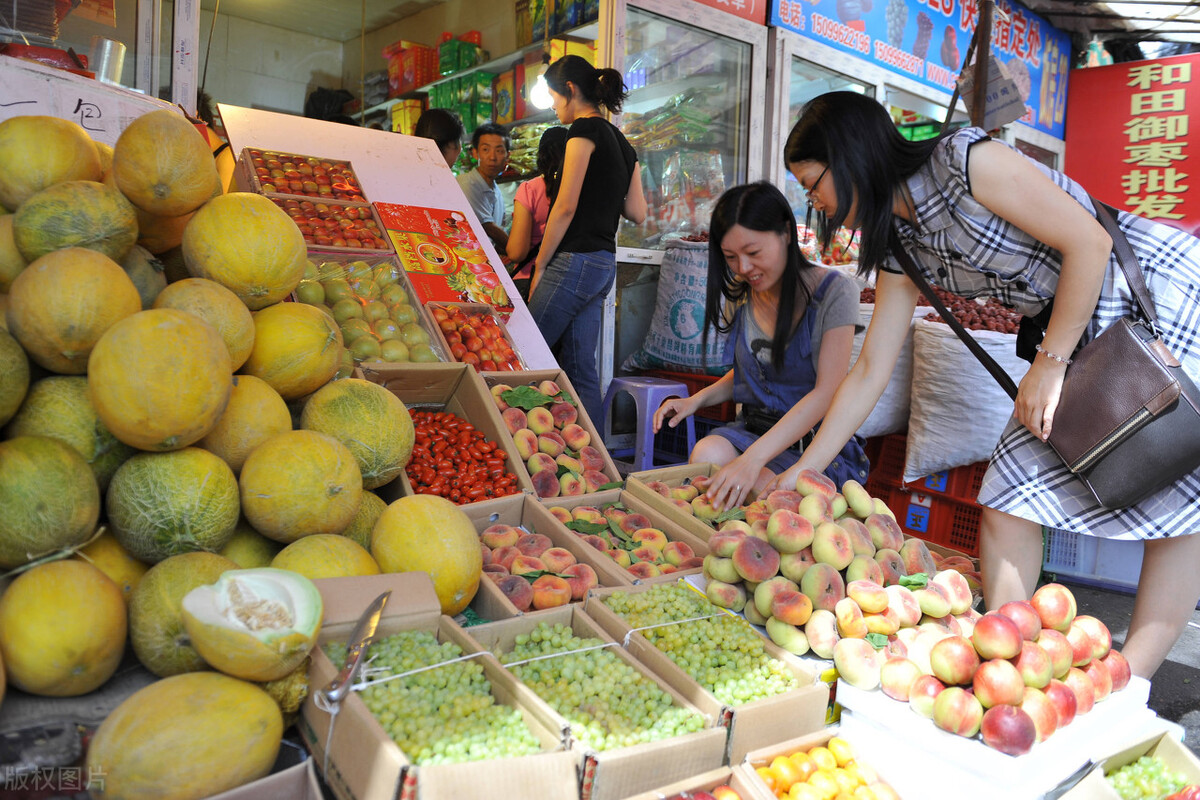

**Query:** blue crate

left=1042, top=529, right=1141, bottom=594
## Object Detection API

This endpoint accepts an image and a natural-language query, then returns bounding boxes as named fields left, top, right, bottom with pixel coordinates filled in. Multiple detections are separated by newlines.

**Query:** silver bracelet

left=1035, top=343, right=1073, bottom=365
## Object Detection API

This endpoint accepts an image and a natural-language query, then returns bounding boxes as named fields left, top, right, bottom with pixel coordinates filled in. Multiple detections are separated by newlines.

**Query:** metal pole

left=971, top=0, right=993, bottom=128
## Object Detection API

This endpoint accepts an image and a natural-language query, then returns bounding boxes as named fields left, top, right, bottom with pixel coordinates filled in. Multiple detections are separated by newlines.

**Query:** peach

left=538, top=431, right=567, bottom=458
left=1030, top=583, right=1077, bottom=632
left=501, top=406, right=527, bottom=435
left=864, top=607, right=901, bottom=636
left=845, top=555, right=885, bottom=587
left=532, top=574, right=572, bottom=609
left=833, top=637, right=883, bottom=690
left=1020, top=687, right=1059, bottom=743
left=765, top=509, right=814, bottom=553
left=874, top=548, right=907, bottom=586
left=627, top=561, right=661, bottom=580
left=885, top=584, right=923, bottom=628
left=862, top=512, right=904, bottom=552
left=516, top=533, right=553, bottom=557
left=691, top=495, right=721, bottom=521
left=1011, top=640, right=1054, bottom=689
left=931, top=570, right=973, bottom=616
left=480, top=524, right=521, bottom=549
left=800, top=562, right=845, bottom=612
left=898, top=538, right=938, bottom=577
left=972, top=612, right=1024, bottom=660
left=797, top=493, right=832, bottom=526
left=481, top=542, right=492, bottom=565
left=510, top=554, right=546, bottom=577
left=666, top=498, right=691, bottom=514
left=732, top=535, right=780, bottom=583
left=527, top=452, right=557, bottom=475
left=616, top=513, right=652, bottom=535
left=1036, top=628, right=1075, bottom=679
left=572, top=505, right=604, bottom=524
left=643, top=480, right=671, bottom=497
left=953, top=611, right=978, bottom=639
left=742, top=500, right=772, bottom=525
left=913, top=583, right=952, bottom=619
left=497, top=574, right=534, bottom=611
left=690, top=475, right=713, bottom=493
left=549, top=400, right=577, bottom=428
left=630, top=546, right=661, bottom=565
left=887, top=630, right=912, bottom=659
left=1044, top=678, right=1078, bottom=727
left=1073, top=615, right=1112, bottom=661
left=679, top=555, right=704, bottom=570
left=555, top=453, right=583, bottom=474
left=779, top=547, right=817, bottom=583
left=608, top=548, right=631, bottom=568
left=880, top=656, right=924, bottom=701
left=908, top=674, right=946, bottom=718
left=657, top=563, right=678, bottom=575
left=546, top=506, right=573, bottom=524
left=920, top=614, right=961, bottom=637
left=1062, top=667, right=1096, bottom=715
left=794, top=467, right=836, bottom=498
left=1084, top=658, right=1113, bottom=703
left=512, top=428, right=538, bottom=460
left=490, top=383, right=512, bottom=410
left=766, top=617, right=810, bottom=656
left=748, top=520, right=769, bottom=540
left=932, top=686, right=984, bottom=737
left=670, top=484, right=700, bottom=502
left=997, top=600, right=1043, bottom=641
left=703, top=554, right=741, bottom=584
left=482, top=563, right=509, bottom=582
left=1065, top=620, right=1096, bottom=667
left=661, top=540, right=695, bottom=566
left=929, top=635, right=981, bottom=686
left=582, top=470, right=608, bottom=493
left=561, top=422, right=590, bottom=450
left=839, top=517, right=875, bottom=557
left=631, top=527, right=668, bottom=552
left=830, top=493, right=848, bottom=518
left=763, top=489, right=801, bottom=513
left=847, top=579, right=889, bottom=614
left=537, top=379, right=562, bottom=396
left=708, top=529, right=746, bottom=559
left=835, top=596, right=869, bottom=639
left=743, top=601, right=769, bottom=627
left=771, top=589, right=814, bottom=627
left=492, top=546, right=522, bottom=571
left=804, top=608, right=841, bottom=659
left=973, top=658, right=1027, bottom=708
left=578, top=445, right=606, bottom=472
left=840, top=478, right=875, bottom=518
left=811, top=522, right=854, bottom=570
left=527, top=405, right=556, bottom=434
left=561, top=563, right=599, bottom=600
left=558, top=472, right=584, bottom=497
left=980, top=705, right=1036, bottom=756
left=873, top=498, right=896, bottom=519
left=540, top=547, right=576, bottom=573
left=705, top=579, right=746, bottom=612
left=753, top=575, right=798, bottom=617
left=580, top=534, right=608, bottom=552
left=1100, top=650, right=1131, bottom=692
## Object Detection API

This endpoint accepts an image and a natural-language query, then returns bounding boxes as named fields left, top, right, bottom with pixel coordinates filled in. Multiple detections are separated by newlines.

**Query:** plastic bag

left=851, top=304, right=923, bottom=439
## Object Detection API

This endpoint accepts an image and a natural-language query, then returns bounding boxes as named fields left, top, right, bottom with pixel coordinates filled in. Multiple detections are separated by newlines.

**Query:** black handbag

left=890, top=201, right=1200, bottom=509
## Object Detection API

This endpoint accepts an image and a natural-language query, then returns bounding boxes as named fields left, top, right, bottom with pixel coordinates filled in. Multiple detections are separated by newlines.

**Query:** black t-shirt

left=558, top=117, right=638, bottom=254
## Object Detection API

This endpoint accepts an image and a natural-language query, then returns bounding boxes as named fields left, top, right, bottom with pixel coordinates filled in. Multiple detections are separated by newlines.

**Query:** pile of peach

left=478, top=523, right=599, bottom=612
left=490, top=378, right=611, bottom=498
left=660, top=785, right=741, bottom=800
left=545, top=503, right=705, bottom=580
left=751, top=736, right=898, bottom=800
left=847, top=582, right=1133, bottom=757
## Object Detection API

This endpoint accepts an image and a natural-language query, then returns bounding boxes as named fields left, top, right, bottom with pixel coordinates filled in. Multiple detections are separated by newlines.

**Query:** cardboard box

left=626, top=463, right=725, bottom=543
left=208, top=759, right=323, bottom=799
left=538, top=488, right=711, bottom=586
left=299, top=573, right=579, bottom=800
left=549, top=36, right=595, bottom=64
left=235, top=147, right=366, bottom=204
left=494, top=70, right=516, bottom=125
left=268, top=199, right=393, bottom=254
left=426, top=302, right=526, bottom=372
left=476, top=369, right=622, bottom=488
left=358, top=363, right=534, bottom=502
left=1060, top=728, right=1200, bottom=799
left=390, top=98, right=425, bottom=135
left=583, top=582, right=828, bottom=763
left=622, top=766, right=761, bottom=800
left=460, top=605, right=729, bottom=800
left=739, top=726, right=900, bottom=800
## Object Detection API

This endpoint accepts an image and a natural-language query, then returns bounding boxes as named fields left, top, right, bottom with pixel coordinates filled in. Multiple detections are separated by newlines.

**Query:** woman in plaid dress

left=774, top=91, right=1200, bottom=679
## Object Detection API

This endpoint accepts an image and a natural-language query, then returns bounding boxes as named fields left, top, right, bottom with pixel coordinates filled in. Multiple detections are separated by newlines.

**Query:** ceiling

left=199, top=0, right=444, bottom=43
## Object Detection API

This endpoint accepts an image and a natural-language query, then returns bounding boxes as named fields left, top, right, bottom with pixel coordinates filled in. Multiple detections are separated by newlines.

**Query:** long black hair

left=413, top=108, right=464, bottom=154
left=703, top=182, right=815, bottom=372
left=544, top=55, right=629, bottom=115
left=536, top=126, right=569, bottom=203
left=784, top=91, right=944, bottom=276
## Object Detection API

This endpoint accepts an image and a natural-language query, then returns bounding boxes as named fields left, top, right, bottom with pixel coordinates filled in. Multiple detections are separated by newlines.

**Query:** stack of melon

left=0, top=110, right=484, bottom=799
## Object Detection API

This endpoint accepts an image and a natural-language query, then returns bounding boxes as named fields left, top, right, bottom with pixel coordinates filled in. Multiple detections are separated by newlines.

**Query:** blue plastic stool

left=600, top=376, right=696, bottom=472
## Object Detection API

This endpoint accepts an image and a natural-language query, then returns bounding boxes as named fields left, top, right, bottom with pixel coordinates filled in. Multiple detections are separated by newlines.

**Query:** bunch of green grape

left=325, top=631, right=542, bottom=765
left=601, top=585, right=801, bottom=705
left=1106, top=755, right=1190, bottom=800
left=499, top=622, right=706, bottom=751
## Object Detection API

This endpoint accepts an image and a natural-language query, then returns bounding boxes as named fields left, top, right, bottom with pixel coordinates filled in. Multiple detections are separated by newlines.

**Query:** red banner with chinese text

left=692, top=0, right=766, bottom=24
left=1065, top=54, right=1200, bottom=237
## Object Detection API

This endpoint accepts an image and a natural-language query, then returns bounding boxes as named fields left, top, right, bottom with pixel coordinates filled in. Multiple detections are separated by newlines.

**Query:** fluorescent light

left=530, top=74, right=554, bottom=110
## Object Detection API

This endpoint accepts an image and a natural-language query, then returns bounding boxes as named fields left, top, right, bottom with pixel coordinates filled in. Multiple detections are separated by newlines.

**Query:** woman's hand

left=705, top=453, right=768, bottom=511
left=1015, top=356, right=1067, bottom=440
left=763, top=463, right=801, bottom=497
left=652, top=396, right=699, bottom=433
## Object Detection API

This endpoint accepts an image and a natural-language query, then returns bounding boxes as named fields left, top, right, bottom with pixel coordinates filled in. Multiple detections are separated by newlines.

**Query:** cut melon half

left=181, top=567, right=322, bottom=682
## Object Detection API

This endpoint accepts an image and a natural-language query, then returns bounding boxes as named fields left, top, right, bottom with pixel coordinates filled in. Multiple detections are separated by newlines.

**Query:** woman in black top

left=530, top=55, right=647, bottom=427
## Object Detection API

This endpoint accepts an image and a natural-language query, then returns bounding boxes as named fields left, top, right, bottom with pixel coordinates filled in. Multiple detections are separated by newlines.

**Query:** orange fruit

left=827, top=736, right=856, bottom=767
left=807, top=771, right=840, bottom=800
left=789, top=783, right=824, bottom=800
left=789, top=751, right=818, bottom=783
left=770, top=755, right=803, bottom=792
left=756, top=766, right=779, bottom=793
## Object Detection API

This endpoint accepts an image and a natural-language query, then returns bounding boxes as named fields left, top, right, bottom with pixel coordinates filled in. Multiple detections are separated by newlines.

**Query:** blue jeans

left=528, top=250, right=616, bottom=429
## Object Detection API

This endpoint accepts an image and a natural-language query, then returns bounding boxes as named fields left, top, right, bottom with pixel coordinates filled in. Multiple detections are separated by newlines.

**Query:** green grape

left=1105, top=755, right=1190, bottom=800
left=602, top=584, right=802, bottom=705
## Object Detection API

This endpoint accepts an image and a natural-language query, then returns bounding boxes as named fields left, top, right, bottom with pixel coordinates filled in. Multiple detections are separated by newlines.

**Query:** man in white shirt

left=456, top=121, right=510, bottom=250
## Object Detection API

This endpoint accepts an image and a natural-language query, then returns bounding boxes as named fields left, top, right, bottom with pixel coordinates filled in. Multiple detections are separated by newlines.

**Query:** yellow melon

left=0, top=559, right=126, bottom=696
left=111, top=109, right=220, bottom=217
left=0, top=214, right=26, bottom=292
left=240, top=301, right=343, bottom=400
left=300, top=378, right=414, bottom=489
left=0, top=436, right=100, bottom=569
left=135, top=204, right=196, bottom=254
left=86, top=671, right=282, bottom=800
left=74, top=531, right=150, bottom=602
left=12, top=179, right=138, bottom=263
left=182, top=192, right=306, bottom=309
left=94, top=140, right=114, bottom=180
left=197, top=374, right=292, bottom=473
left=0, top=115, right=102, bottom=211
left=372, top=494, right=482, bottom=615
left=119, top=244, right=168, bottom=309
left=218, top=518, right=283, bottom=568
left=239, top=430, right=362, bottom=543
left=342, top=490, right=386, bottom=550
left=0, top=327, right=29, bottom=427
left=6, top=247, right=142, bottom=374
left=88, top=308, right=233, bottom=451
left=152, top=277, right=255, bottom=371
left=270, top=534, right=381, bottom=580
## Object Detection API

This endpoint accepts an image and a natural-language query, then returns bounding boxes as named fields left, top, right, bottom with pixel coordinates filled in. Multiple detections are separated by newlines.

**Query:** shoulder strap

left=1092, top=200, right=1157, bottom=330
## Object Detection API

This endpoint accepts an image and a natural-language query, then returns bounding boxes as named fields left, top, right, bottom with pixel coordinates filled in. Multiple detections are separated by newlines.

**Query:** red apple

left=980, top=704, right=1037, bottom=756
left=972, top=612, right=1024, bottom=660
left=1100, top=650, right=1132, bottom=692
left=997, top=600, right=1043, bottom=641
left=1043, top=679, right=1078, bottom=728
left=1021, top=686, right=1060, bottom=743
left=1031, top=583, right=1077, bottom=632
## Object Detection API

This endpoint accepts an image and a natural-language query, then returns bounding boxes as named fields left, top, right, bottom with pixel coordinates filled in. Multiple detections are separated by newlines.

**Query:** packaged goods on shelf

left=494, top=70, right=517, bottom=124
left=508, top=121, right=558, bottom=177
left=235, top=147, right=366, bottom=203
left=427, top=302, right=524, bottom=372
left=270, top=197, right=392, bottom=252
left=390, top=98, right=424, bottom=135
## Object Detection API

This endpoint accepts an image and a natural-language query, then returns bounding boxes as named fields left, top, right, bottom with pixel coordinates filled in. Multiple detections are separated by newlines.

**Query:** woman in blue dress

left=776, top=90, right=1200, bottom=679
left=653, top=182, right=869, bottom=512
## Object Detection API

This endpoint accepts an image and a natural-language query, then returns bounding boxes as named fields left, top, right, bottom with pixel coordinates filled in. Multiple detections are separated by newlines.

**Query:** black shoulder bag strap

left=887, top=199, right=1153, bottom=403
